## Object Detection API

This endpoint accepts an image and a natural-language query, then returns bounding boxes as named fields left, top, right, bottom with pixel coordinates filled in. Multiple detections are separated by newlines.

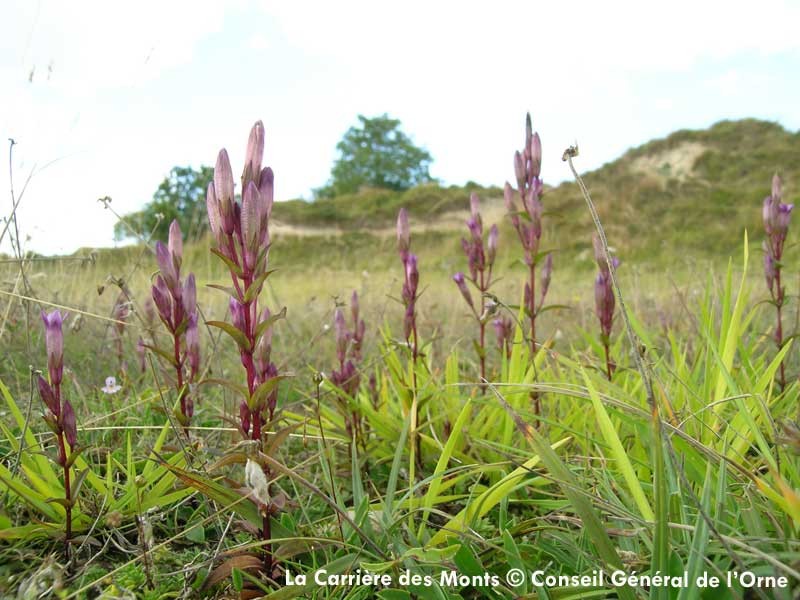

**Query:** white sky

left=2, top=0, right=799, bottom=254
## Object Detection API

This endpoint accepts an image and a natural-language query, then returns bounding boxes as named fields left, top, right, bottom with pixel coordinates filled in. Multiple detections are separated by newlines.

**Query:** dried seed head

left=245, top=459, right=271, bottom=507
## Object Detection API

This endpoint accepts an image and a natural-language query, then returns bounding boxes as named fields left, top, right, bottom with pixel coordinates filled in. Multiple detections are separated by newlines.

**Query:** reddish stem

left=57, top=431, right=72, bottom=561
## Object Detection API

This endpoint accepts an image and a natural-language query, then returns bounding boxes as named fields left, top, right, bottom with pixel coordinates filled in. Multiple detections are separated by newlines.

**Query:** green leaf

left=582, top=370, right=654, bottom=521
left=231, top=567, right=243, bottom=591
left=243, top=269, right=278, bottom=303
left=249, top=375, right=290, bottom=410
left=206, top=283, right=238, bottom=298
left=205, top=320, right=251, bottom=352
left=210, top=248, right=243, bottom=277
left=142, top=343, right=178, bottom=367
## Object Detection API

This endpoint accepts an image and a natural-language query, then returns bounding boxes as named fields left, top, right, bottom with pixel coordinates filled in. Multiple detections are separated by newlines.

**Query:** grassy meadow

left=0, top=119, right=799, bottom=599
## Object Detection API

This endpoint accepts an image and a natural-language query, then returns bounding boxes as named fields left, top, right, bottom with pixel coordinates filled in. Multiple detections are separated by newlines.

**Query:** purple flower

left=41, top=310, right=64, bottom=385
left=168, top=220, right=183, bottom=268
left=452, top=272, right=474, bottom=310
left=61, top=400, right=77, bottom=450
left=254, top=308, right=273, bottom=380
left=528, top=131, right=542, bottom=179
left=540, top=253, right=553, bottom=305
left=155, top=241, right=180, bottom=300
left=215, top=149, right=236, bottom=235
left=243, top=120, right=265, bottom=187
left=258, top=167, right=275, bottom=239
left=493, top=317, right=513, bottom=357
left=241, top=181, right=261, bottom=268
left=183, top=273, right=197, bottom=318
left=239, top=401, right=251, bottom=437
left=595, top=272, right=615, bottom=339
left=151, top=276, right=173, bottom=328
left=513, top=151, right=526, bottom=191
left=37, top=374, right=59, bottom=416
left=229, top=298, right=247, bottom=335
left=206, top=182, right=223, bottom=246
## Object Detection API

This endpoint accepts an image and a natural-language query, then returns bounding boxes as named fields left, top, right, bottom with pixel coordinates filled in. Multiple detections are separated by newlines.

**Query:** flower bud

left=183, top=273, right=197, bottom=318
left=243, top=121, right=265, bottom=188
left=469, top=192, right=481, bottom=224
left=529, top=131, right=542, bottom=179
left=206, top=182, right=223, bottom=245
left=514, top=151, right=526, bottom=191
left=254, top=308, right=273, bottom=378
left=61, top=399, right=77, bottom=450
left=452, top=272, right=474, bottom=310
left=229, top=298, right=247, bottom=335
left=168, top=219, right=183, bottom=268
left=540, top=253, right=553, bottom=303
left=215, top=149, right=236, bottom=235
left=258, top=167, right=274, bottom=231
left=37, top=374, right=59, bottom=416
left=241, top=181, right=261, bottom=268
left=41, top=310, right=64, bottom=386
left=155, top=241, right=181, bottom=300
left=405, top=253, right=419, bottom=295
left=239, top=401, right=251, bottom=436
left=777, top=202, right=794, bottom=236
left=595, top=272, right=616, bottom=338
left=152, top=276, right=173, bottom=328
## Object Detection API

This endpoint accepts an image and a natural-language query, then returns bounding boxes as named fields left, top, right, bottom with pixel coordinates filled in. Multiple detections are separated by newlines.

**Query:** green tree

left=317, top=114, right=434, bottom=198
left=114, top=165, right=214, bottom=242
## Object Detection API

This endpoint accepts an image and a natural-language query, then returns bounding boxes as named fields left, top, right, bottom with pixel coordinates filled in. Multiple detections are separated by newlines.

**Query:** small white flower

left=102, top=376, right=121, bottom=394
